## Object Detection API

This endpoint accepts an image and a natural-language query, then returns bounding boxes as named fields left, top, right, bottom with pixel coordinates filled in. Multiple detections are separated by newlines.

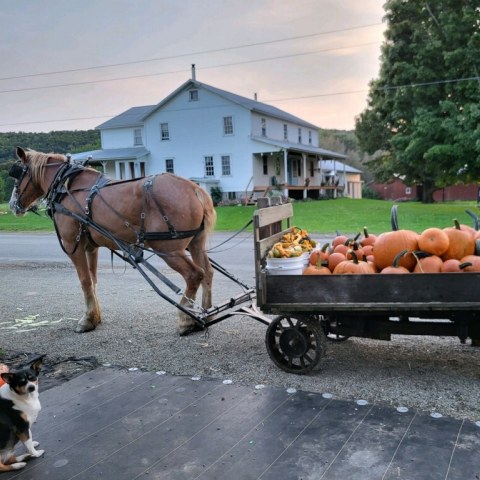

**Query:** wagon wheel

left=265, top=315, right=326, bottom=374
left=320, top=315, right=350, bottom=342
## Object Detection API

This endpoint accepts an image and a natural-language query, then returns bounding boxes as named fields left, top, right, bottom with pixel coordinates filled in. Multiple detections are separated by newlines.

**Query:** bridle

left=8, top=159, right=69, bottom=214
left=8, top=161, right=34, bottom=213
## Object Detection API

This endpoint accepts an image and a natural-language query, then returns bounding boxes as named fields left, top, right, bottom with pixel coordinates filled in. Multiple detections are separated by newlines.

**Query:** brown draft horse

left=9, top=147, right=216, bottom=335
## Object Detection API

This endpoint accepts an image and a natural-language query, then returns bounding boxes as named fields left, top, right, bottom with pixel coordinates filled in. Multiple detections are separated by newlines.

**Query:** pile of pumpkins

left=304, top=207, right=480, bottom=275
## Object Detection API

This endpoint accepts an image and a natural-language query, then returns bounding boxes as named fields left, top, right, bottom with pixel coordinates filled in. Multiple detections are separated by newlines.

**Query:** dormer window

left=298, top=127, right=302, bottom=144
left=189, top=89, right=199, bottom=101
left=308, top=130, right=312, bottom=145
left=283, top=124, right=288, bottom=140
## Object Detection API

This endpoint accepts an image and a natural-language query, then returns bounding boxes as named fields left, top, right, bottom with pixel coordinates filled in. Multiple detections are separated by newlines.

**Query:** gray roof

left=319, top=160, right=362, bottom=174
left=251, top=136, right=347, bottom=159
left=97, top=79, right=319, bottom=131
left=96, top=106, right=155, bottom=130
left=71, top=147, right=149, bottom=162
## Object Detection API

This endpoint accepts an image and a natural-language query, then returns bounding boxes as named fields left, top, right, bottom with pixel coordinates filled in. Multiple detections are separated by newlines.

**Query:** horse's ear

left=16, top=146, right=27, bottom=162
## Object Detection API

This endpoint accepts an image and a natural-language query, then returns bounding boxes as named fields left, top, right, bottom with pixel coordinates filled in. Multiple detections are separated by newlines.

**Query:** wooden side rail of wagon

left=252, top=199, right=480, bottom=374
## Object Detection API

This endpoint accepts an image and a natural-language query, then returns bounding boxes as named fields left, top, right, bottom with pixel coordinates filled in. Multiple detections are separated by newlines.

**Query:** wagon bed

left=253, top=200, right=480, bottom=373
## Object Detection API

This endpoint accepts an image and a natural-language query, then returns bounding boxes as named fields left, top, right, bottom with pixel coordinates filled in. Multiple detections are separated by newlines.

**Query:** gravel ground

left=1, top=251, right=480, bottom=422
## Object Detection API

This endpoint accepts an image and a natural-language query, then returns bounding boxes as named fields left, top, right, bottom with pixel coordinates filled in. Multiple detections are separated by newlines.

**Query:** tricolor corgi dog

left=0, top=357, right=45, bottom=472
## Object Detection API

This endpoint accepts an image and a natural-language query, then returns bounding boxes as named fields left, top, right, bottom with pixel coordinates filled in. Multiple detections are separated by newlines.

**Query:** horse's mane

left=26, top=150, right=68, bottom=185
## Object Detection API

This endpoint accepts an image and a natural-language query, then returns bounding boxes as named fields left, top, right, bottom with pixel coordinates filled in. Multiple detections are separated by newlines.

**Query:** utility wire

left=0, top=23, right=383, bottom=82
left=0, top=42, right=381, bottom=95
left=1, top=75, right=479, bottom=128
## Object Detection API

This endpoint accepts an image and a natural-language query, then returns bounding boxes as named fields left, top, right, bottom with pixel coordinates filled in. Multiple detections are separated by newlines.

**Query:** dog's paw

left=32, top=441, right=40, bottom=448
left=11, top=462, right=27, bottom=470
left=31, top=449, right=45, bottom=458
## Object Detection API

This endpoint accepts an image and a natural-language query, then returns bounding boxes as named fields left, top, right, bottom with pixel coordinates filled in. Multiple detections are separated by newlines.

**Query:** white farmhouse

left=74, top=66, right=357, bottom=201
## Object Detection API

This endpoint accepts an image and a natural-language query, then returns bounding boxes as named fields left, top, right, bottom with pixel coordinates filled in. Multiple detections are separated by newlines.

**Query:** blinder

left=9, top=162, right=25, bottom=181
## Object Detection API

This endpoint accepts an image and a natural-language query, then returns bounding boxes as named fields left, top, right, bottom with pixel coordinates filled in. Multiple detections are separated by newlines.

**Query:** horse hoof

left=75, top=323, right=97, bottom=333
left=179, top=324, right=204, bottom=336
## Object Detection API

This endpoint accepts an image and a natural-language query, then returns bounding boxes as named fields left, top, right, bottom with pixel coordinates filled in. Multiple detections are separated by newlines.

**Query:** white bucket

left=266, top=263, right=304, bottom=275
left=266, top=256, right=305, bottom=275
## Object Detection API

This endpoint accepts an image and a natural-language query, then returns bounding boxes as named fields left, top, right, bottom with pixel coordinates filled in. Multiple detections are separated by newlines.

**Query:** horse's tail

left=195, top=186, right=217, bottom=235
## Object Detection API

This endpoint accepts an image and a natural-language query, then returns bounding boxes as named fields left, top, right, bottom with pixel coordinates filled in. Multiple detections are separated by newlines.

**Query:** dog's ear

left=30, top=356, right=45, bottom=375
left=1, top=372, right=14, bottom=385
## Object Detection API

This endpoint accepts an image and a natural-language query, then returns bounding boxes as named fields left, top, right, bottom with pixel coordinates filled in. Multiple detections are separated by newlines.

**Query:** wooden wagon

left=253, top=200, right=480, bottom=374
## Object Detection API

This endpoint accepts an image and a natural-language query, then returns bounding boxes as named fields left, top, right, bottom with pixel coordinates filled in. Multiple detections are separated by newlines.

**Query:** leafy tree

left=355, top=0, right=480, bottom=202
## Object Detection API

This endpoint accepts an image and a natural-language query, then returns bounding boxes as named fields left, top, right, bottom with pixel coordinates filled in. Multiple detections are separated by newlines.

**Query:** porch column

left=302, top=152, right=307, bottom=199
left=283, top=149, right=288, bottom=197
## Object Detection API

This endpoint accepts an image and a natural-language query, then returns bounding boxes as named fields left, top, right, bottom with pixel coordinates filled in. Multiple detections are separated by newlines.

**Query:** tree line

left=0, top=130, right=100, bottom=203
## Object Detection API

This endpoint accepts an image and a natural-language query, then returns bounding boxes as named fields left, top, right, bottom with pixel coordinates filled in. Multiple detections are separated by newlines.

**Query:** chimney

left=254, top=92, right=257, bottom=101
left=191, top=64, right=196, bottom=81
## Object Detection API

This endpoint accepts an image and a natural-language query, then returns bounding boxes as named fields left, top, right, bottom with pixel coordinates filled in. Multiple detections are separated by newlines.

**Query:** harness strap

left=85, top=176, right=112, bottom=217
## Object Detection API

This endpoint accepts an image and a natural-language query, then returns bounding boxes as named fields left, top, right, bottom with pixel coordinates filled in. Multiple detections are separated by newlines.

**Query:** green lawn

left=1, top=199, right=479, bottom=235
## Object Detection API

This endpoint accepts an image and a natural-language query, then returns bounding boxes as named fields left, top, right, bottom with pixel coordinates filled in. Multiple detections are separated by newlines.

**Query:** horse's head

left=8, top=147, right=58, bottom=216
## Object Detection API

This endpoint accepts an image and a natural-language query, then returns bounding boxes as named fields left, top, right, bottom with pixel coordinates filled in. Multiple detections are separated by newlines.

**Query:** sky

left=0, top=0, right=386, bottom=133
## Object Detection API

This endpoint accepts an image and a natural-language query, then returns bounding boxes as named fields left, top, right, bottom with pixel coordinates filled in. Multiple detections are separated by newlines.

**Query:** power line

left=0, top=88, right=371, bottom=127
left=0, top=23, right=383, bottom=82
left=0, top=41, right=381, bottom=95
left=380, top=76, right=480, bottom=91
left=2, top=75, right=479, bottom=128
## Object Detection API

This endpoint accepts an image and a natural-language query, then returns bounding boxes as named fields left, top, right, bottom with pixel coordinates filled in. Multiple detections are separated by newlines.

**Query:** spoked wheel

left=265, top=315, right=326, bottom=374
left=320, top=315, right=350, bottom=342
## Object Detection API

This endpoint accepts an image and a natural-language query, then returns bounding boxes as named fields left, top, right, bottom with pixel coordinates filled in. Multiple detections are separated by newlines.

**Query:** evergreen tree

left=355, top=0, right=480, bottom=202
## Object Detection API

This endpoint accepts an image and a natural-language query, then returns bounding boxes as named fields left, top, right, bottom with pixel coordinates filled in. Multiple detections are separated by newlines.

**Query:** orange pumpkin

left=333, top=250, right=375, bottom=274
left=440, top=258, right=469, bottom=273
left=442, top=220, right=475, bottom=260
left=332, top=234, right=348, bottom=248
left=361, top=226, right=377, bottom=247
left=362, top=244, right=374, bottom=257
left=413, top=254, right=443, bottom=273
left=303, top=263, right=332, bottom=275
left=418, top=228, right=450, bottom=256
left=327, top=252, right=346, bottom=272
left=459, top=255, right=480, bottom=272
left=309, top=243, right=331, bottom=266
left=380, top=249, right=410, bottom=274
left=334, top=243, right=349, bottom=255
left=373, top=230, right=419, bottom=271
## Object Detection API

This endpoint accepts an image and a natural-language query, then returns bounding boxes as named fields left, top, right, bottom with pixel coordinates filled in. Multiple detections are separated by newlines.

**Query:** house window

left=223, top=116, right=234, bottom=135
left=160, top=123, right=170, bottom=141
left=165, top=158, right=174, bottom=173
left=261, top=118, right=266, bottom=137
left=189, top=89, right=199, bottom=101
left=298, top=128, right=302, bottom=143
left=221, top=155, right=231, bottom=176
left=308, top=130, right=312, bottom=145
left=283, top=124, right=288, bottom=140
left=133, top=128, right=143, bottom=146
left=310, top=160, right=314, bottom=177
left=204, top=156, right=214, bottom=177
left=262, top=156, right=268, bottom=175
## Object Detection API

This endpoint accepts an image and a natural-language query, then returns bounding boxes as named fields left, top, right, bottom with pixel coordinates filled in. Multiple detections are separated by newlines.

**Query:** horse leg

left=162, top=252, right=205, bottom=335
left=68, top=247, right=101, bottom=333
left=188, top=232, right=213, bottom=311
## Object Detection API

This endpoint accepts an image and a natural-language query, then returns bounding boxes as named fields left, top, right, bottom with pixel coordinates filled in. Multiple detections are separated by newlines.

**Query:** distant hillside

left=0, top=130, right=100, bottom=163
